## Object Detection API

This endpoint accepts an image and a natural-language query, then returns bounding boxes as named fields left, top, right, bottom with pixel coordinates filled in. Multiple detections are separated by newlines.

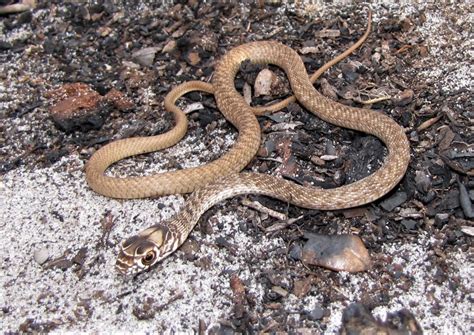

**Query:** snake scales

left=85, top=13, right=410, bottom=275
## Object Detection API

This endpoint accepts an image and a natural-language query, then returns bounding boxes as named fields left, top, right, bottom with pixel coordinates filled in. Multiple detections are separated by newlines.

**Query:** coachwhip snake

left=85, top=12, right=410, bottom=275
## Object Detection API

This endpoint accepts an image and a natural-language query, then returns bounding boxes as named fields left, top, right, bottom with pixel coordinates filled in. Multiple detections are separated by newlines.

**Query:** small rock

left=47, top=83, right=107, bottom=133
left=162, top=40, right=177, bottom=53
left=371, top=52, right=381, bottom=64
left=427, top=189, right=460, bottom=216
left=97, top=26, right=112, bottom=37
left=179, top=239, right=200, bottom=261
left=414, top=170, right=431, bottom=194
left=301, top=233, right=371, bottom=272
left=193, top=31, right=218, bottom=52
left=243, top=82, right=252, bottom=105
left=325, top=141, right=336, bottom=156
left=34, top=248, right=50, bottom=265
left=410, top=130, right=419, bottom=142
left=434, top=213, right=449, bottom=227
left=320, top=155, right=338, bottom=161
left=47, top=83, right=131, bottom=133
left=307, top=304, right=325, bottom=320
left=132, top=297, right=156, bottom=320
left=380, top=191, right=408, bottom=211
left=342, top=207, right=368, bottom=219
left=402, top=219, right=417, bottom=230
left=460, top=226, right=474, bottom=237
left=132, top=47, right=160, bottom=67
left=254, top=69, right=277, bottom=97
left=266, top=111, right=290, bottom=123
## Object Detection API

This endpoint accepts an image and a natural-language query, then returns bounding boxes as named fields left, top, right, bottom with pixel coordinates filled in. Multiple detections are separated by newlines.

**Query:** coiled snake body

left=85, top=13, right=410, bottom=275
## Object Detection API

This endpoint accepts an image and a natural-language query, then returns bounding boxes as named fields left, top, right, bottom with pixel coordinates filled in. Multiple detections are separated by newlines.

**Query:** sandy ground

left=1, top=1, right=472, bottom=333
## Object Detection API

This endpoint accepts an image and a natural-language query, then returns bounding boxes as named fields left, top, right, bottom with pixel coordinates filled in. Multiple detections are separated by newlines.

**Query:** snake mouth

left=115, top=255, right=136, bottom=275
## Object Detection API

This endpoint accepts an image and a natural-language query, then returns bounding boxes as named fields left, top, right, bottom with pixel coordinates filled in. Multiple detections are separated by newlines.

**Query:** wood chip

left=315, top=29, right=340, bottom=38
left=241, top=198, right=287, bottom=221
left=417, top=115, right=442, bottom=131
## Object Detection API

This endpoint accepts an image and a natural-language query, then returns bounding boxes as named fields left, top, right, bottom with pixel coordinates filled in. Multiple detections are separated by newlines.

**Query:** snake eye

left=142, top=250, right=156, bottom=266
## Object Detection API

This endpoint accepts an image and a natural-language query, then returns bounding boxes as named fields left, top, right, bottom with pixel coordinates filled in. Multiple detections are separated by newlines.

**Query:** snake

left=85, top=12, right=410, bottom=275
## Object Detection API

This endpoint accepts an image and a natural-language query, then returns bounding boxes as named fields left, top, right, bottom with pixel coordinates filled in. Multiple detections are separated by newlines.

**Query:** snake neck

left=167, top=174, right=247, bottom=240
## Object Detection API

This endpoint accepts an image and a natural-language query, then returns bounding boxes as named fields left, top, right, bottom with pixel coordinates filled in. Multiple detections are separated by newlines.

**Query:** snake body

left=85, top=14, right=410, bottom=275
left=85, top=13, right=372, bottom=199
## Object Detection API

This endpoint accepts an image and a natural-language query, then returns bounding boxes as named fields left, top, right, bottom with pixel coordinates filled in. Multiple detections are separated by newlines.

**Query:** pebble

left=434, top=213, right=449, bottom=227
left=307, top=304, right=325, bottom=320
left=402, top=219, right=417, bottom=230
left=47, top=83, right=132, bottom=133
left=33, top=248, right=50, bottom=265
left=460, top=226, right=474, bottom=237
left=132, top=47, right=160, bottom=67
left=47, top=83, right=104, bottom=133
left=254, top=69, right=276, bottom=97
left=301, top=233, right=371, bottom=272
left=320, top=154, right=338, bottom=161
left=380, top=191, right=408, bottom=211
left=415, top=170, right=431, bottom=193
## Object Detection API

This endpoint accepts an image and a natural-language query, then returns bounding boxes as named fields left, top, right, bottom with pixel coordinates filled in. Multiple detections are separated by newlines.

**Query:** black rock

left=307, top=304, right=325, bottom=320
left=380, top=191, right=408, bottom=211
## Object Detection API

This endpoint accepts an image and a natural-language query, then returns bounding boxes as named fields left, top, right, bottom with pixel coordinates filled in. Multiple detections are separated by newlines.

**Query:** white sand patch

left=0, top=155, right=282, bottom=332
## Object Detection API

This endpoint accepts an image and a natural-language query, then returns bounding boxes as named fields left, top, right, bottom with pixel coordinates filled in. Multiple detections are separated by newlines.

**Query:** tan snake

left=85, top=13, right=410, bottom=275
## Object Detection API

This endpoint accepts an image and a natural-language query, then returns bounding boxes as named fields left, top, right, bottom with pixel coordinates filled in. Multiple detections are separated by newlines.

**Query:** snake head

left=115, top=225, right=178, bottom=276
